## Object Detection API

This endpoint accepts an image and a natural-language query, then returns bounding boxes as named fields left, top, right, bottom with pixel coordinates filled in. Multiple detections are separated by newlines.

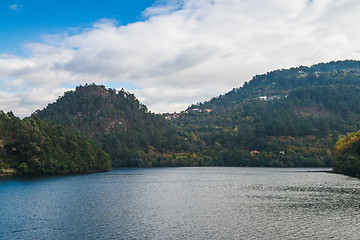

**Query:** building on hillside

left=258, top=96, right=267, bottom=101
left=268, top=95, right=280, bottom=100
left=164, top=113, right=180, bottom=120
left=250, top=150, right=261, bottom=155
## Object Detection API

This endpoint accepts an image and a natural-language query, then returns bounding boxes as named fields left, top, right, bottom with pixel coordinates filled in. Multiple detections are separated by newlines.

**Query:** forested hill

left=174, top=60, right=360, bottom=167
left=35, top=84, right=198, bottom=167
left=0, top=112, right=111, bottom=176
left=189, top=60, right=360, bottom=111
left=31, top=60, right=360, bottom=169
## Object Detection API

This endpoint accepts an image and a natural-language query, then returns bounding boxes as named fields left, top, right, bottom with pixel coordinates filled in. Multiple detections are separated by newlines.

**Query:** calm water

left=1, top=167, right=360, bottom=239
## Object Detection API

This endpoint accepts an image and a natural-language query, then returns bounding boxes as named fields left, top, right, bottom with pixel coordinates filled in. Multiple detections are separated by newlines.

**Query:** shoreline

left=0, top=168, right=111, bottom=178
left=0, top=168, right=16, bottom=177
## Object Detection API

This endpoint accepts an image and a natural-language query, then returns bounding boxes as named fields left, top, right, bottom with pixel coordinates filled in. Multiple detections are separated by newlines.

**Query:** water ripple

left=1, top=167, right=359, bottom=239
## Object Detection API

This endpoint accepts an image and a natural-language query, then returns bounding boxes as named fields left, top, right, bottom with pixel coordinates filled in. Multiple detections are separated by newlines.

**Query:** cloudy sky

left=1, top=0, right=360, bottom=117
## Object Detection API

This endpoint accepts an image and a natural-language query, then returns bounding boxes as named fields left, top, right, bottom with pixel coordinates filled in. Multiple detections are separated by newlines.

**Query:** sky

left=1, top=0, right=360, bottom=118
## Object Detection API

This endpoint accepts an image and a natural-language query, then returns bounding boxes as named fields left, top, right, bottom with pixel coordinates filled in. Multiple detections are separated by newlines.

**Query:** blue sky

left=1, top=0, right=155, bottom=54
left=1, top=0, right=360, bottom=117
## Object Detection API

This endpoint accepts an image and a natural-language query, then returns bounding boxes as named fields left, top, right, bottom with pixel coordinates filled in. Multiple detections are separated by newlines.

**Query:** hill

left=172, top=60, right=360, bottom=167
left=35, top=84, right=208, bottom=167
left=32, top=60, right=360, bottom=169
left=189, top=60, right=360, bottom=111
left=0, top=112, right=111, bottom=176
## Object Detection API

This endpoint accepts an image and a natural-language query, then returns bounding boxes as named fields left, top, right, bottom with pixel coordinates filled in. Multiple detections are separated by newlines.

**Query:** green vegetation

left=0, top=111, right=111, bottom=175
left=333, top=131, right=360, bottom=177
left=5, top=60, right=360, bottom=173
left=35, top=84, right=204, bottom=167
left=173, top=60, right=360, bottom=167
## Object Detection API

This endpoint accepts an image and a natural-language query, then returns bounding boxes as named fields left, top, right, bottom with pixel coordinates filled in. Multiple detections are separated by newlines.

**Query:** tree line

left=0, top=111, right=111, bottom=175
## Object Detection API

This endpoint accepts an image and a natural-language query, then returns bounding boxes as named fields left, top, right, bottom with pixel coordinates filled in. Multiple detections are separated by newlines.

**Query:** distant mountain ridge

left=174, top=60, right=360, bottom=167
left=189, top=60, right=360, bottom=111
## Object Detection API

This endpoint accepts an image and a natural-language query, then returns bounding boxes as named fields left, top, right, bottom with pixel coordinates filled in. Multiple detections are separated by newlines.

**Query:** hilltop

left=35, top=84, right=207, bottom=167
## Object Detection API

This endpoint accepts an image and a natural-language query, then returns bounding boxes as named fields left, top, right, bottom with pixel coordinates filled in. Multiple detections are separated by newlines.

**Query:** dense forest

left=333, top=131, right=360, bottom=178
left=193, top=60, right=360, bottom=110
left=35, top=84, right=209, bottom=167
left=0, top=112, right=111, bottom=176
left=173, top=60, right=360, bottom=167
left=3, top=60, right=360, bottom=174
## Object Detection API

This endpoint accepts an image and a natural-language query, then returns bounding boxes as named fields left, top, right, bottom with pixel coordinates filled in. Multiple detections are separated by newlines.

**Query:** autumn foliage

left=333, top=131, right=360, bottom=177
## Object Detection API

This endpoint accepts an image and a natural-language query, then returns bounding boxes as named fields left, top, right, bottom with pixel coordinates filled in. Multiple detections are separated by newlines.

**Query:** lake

left=1, top=167, right=359, bottom=239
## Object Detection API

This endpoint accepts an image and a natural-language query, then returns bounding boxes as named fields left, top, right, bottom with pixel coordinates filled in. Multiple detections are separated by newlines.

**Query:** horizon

left=1, top=0, right=360, bottom=118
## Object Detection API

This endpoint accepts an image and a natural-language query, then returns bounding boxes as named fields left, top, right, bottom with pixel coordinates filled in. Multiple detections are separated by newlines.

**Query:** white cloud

left=0, top=88, right=69, bottom=118
left=1, top=0, right=360, bottom=117
left=9, top=3, right=23, bottom=10
left=142, top=0, right=184, bottom=17
left=9, top=4, right=18, bottom=10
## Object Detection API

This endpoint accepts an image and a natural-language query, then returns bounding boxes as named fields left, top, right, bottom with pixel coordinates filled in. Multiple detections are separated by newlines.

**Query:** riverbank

left=0, top=168, right=111, bottom=177
left=0, top=168, right=16, bottom=177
